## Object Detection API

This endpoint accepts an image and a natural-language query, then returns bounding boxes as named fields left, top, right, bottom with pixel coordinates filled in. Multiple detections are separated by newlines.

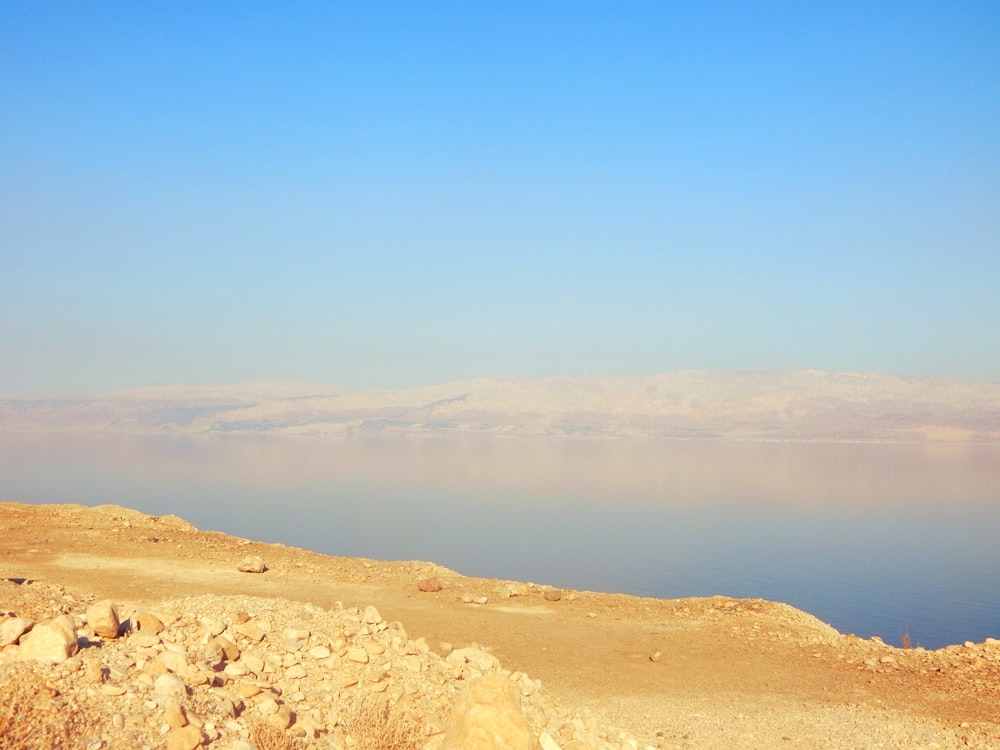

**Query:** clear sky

left=2, top=2, right=998, bottom=394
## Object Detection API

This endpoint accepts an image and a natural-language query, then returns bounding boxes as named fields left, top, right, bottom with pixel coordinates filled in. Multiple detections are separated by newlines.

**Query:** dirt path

left=2, top=502, right=998, bottom=749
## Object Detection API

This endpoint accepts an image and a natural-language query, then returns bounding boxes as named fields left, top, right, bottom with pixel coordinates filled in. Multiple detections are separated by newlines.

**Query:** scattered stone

left=649, top=650, right=662, bottom=663
left=233, top=620, right=265, bottom=642
left=154, top=673, right=189, bottom=698
left=132, top=612, right=163, bottom=635
left=447, top=647, right=501, bottom=673
left=165, top=700, right=189, bottom=729
left=347, top=646, right=369, bottom=664
left=0, top=616, right=33, bottom=646
left=166, top=724, right=203, bottom=750
left=501, top=583, right=523, bottom=598
left=419, top=577, right=443, bottom=592
left=362, top=605, right=382, bottom=625
left=17, top=614, right=79, bottom=663
left=237, top=556, right=266, bottom=573
left=543, top=588, right=562, bottom=602
left=86, top=600, right=121, bottom=639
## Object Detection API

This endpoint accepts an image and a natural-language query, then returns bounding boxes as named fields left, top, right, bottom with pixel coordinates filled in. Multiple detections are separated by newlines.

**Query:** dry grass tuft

left=345, top=693, right=422, bottom=750
left=0, top=666, right=73, bottom=750
left=246, top=718, right=295, bottom=750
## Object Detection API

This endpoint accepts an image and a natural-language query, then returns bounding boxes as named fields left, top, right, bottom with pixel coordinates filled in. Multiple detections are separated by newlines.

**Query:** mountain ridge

left=2, top=369, right=999, bottom=443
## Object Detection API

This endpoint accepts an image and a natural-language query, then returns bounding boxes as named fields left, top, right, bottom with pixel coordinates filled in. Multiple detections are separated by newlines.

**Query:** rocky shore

left=2, top=502, right=999, bottom=750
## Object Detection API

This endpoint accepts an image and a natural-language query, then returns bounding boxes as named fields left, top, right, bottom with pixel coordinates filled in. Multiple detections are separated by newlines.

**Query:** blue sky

left=2, top=2, right=998, bottom=394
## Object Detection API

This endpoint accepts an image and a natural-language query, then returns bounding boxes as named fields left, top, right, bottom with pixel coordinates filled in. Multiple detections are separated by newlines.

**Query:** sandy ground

left=2, top=501, right=998, bottom=749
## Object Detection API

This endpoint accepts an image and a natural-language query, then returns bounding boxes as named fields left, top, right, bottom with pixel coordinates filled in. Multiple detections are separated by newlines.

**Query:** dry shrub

left=0, top=666, right=73, bottom=750
left=346, top=693, right=421, bottom=750
left=246, top=717, right=294, bottom=750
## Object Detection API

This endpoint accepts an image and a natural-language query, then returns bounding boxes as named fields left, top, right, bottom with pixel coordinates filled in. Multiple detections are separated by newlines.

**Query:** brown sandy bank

left=1, top=502, right=998, bottom=749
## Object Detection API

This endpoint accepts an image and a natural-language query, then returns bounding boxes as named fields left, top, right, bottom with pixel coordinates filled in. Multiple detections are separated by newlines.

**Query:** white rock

left=0, top=617, right=33, bottom=647
left=447, top=647, right=500, bottom=673
left=17, top=615, right=78, bottom=663
left=309, top=645, right=331, bottom=659
left=154, top=673, right=188, bottom=698
left=86, top=600, right=121, bottom=639
left=237, top=556, right=266, bottom=573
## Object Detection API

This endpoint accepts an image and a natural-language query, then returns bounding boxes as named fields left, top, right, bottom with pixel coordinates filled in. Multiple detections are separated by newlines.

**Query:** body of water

left=1, top=432, right=998, bottom=649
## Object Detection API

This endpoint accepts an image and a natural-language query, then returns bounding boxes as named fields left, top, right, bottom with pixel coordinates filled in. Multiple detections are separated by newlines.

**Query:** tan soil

left=2, top=501, right=999, bottom=749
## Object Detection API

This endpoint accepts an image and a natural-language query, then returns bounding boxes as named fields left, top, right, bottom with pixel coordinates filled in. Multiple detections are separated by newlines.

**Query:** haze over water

left=3, top=431, right=997, bottom=650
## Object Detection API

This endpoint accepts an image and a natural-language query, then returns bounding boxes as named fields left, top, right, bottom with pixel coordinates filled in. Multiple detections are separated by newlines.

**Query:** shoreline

left=2, top=501, right=1000, bottom=749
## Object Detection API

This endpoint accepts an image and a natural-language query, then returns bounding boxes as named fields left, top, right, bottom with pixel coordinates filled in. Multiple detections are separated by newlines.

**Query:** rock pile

left=0, top=591, right=649, bottom=750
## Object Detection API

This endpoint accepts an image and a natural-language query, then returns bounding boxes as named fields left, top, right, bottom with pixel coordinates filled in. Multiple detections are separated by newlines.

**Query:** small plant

left=345, top=693, right=421, bottom=750
left=246, top=717, right=294, bottom=750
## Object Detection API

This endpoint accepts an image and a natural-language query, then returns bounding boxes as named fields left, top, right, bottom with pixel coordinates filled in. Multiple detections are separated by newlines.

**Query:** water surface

left=1, top=432, right=998, bottom=649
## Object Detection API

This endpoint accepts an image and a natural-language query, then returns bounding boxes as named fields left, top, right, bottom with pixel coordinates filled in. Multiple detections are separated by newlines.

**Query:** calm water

left=1, top=432, right=998, bottom=649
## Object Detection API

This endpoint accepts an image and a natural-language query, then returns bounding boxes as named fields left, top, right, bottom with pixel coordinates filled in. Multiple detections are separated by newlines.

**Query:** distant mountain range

left=2, top=370, right=999, bottom=443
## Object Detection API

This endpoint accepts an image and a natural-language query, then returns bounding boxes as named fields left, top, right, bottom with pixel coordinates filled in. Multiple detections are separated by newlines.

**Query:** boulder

left=442, top=675, right=540, bottom=750
left=237, top=556, right=266, bottom=573
left=17, top=615, right=78, bottom=663
left=418, top=576, right=443, bottom=592
left=86, top=599, right=121, bottom=639
left=0, top=616, right=33, bottom=647
left=133, top=611, right=164, bottom=634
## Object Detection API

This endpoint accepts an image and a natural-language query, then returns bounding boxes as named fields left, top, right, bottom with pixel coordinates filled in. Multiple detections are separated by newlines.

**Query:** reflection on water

left=1, top=432, right=998, bottom=649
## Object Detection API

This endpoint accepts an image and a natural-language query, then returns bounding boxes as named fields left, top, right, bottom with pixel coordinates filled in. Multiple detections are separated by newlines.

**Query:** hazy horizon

left=3, top=4, right=998, bottom=394
left=2, top=365, right=1000, bottom=400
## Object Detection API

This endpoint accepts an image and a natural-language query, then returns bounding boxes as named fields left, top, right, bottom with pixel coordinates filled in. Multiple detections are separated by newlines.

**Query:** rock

left=269, top=703, right=293, bottom=730
left=133, top=611, right=164, bottom=634
left=233, top=621, right=265, bottom=642
left=132, top=632, right=161, bottom=648
left=237, top=556, right=266, bottom=573
left=418, top=577, right=443, bottom=592
left=347, top=646, right=369, bottom=664
left=17, top=615, right=79, bottom=663
left=362, top=605, right=382, bottom=624
left=165, top=700, right=189, bottom=729
left=442, top=675, right=540, bottom=750
left=86, top=599, right=121, bottom=639
left=501, top=583, right=523, bottom=598
left=166, top=724, right=203, bottom=750
left=154, top=650, right=190, bottom=674
left=649, top=650, right=663, bottom=662
left=0, top=616, right=33, bottom=646
left=154, top=673, right=189, bottom=698
left=539, top=732, right=563, bottom=750
left=447, top=647, right=500, bottom=673
left=208, top=635, right=240, bottom=661
left=543, top=588, right=562, bottom=602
